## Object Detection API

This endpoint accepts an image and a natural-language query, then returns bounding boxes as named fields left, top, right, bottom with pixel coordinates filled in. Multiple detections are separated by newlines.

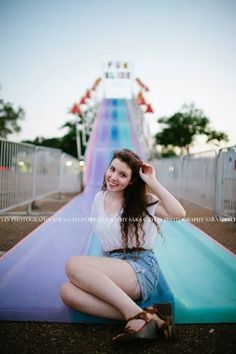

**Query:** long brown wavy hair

left=101, top=149, right=160, bottom=250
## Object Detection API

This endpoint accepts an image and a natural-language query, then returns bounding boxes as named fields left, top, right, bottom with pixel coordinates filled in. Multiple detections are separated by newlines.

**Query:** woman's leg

left=60, top=281, right=123, bottom=320
left=60, top=255, right=165, bottom=332
left=63, top=255, right=142, bottom=318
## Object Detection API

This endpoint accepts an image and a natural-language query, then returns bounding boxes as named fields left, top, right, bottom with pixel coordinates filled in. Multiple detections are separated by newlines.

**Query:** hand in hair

left=139, top=161, right=156, bottom=184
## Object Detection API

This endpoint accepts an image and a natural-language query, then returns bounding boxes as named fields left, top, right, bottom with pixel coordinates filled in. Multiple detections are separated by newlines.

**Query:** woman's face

left=105, top=158, right=133, bottom=192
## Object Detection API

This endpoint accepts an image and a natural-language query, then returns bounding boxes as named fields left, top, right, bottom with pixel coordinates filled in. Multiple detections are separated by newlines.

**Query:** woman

left=60, top=149, right=186, bottom=342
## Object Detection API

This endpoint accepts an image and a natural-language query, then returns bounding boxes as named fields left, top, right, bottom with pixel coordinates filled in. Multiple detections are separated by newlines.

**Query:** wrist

left=146, top=176, right=158, bottom=187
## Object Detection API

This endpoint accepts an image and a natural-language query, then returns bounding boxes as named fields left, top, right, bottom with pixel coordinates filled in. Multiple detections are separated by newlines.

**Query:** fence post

left=58, top=153, right=64, bottom=199
left=179, top=155, right=183, bottom=199
left=214, top=151, right=219, bottom=216
left=75, top=123, right=82, bottom=159
left=27, top=146, right=37, bottom=214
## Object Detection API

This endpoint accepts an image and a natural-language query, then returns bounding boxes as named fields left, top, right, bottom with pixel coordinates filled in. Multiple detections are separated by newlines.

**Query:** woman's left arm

left=139, top=162, right=186, bottom=219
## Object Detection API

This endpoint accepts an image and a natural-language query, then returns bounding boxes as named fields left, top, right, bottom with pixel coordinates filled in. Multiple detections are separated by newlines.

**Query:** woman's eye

left=110, top=166, right=114, bottom=171
left=120, top=173, right=126, bottom=178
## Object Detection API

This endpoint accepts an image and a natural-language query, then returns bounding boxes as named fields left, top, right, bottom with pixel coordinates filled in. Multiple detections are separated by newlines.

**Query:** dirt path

left=180, top=199, right=235, bottom=254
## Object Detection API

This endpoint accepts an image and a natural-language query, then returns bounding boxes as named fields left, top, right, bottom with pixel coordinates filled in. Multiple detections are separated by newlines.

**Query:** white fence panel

left=0, top=139, right=82, bottom=213
left=59, top=153, right=82, bottom=193
left=215, top=146, right=236, bottom=218
left=181, top=152, right=216, bottom=210
left=0, top=140, right=35, bottom=212
left=153, top=147, right=236, bottom=218
left=33, top=147, right=61, bottom=198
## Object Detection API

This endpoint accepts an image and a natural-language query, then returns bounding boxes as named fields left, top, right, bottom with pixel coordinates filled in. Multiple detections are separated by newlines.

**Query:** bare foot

left=151, top=313, right=169, bottom=338
left=148, top=306, right=169, bottom=338
left=112, top=312, right=162, bottom=340
left=124, top=312, right=153, bottom=331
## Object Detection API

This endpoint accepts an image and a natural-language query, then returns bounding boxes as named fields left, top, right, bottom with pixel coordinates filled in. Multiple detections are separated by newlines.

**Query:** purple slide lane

left=0, top=99, right=174, bottom=322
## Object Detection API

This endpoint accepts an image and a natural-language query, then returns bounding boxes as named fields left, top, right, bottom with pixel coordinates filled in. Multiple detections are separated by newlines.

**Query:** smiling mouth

left=108, top=180, right=119, bottom=187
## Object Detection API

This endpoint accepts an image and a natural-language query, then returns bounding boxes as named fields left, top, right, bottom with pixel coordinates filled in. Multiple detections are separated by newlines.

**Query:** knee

left=60, top=282, right=71, bottom=305
left=65, top=256, right=87, bottom=279
left=65, top=256, right=76, bottom=278
left=60, top=282, right=85, bottom=311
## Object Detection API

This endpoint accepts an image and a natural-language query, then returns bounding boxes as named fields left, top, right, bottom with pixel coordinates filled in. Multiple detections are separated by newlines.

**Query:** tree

left=22, top=120, right=87, bottom=158
left=0, top=91, right=25, bottom=139
left=59, top=121, right=81, bottom=157
left=155, top=103, right=229, bottom=155
left=205, top=130, right=229, bottom=146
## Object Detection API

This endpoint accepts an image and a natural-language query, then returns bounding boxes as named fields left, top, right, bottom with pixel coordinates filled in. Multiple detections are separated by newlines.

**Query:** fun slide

left=0, top=99, right=235, bottom=323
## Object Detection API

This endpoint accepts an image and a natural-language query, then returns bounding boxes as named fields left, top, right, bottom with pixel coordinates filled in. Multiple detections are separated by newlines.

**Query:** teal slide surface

left=85, top=99, right=236, bottom=323
left=155, top=221, right=236, bottom=323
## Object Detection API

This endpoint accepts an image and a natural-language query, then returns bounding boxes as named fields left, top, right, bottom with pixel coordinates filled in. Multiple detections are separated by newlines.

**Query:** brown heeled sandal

left=144, top=303, right=176, bottom=339
left=112, top=310, right=158, bottom=343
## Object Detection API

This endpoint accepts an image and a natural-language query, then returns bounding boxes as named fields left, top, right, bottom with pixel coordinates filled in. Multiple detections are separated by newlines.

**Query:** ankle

left=125, top=310, right=153, bottom=324
left=124, top=307, right=143, bottom=321
left=152, top=313, right=165, bottom=326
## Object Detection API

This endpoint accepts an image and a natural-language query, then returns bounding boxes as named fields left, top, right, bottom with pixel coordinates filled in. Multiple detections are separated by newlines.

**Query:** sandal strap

left=126, top=310, right=149, bottom=323
left=144, top=305, right=158, bottom=315
left=144, top=305, right=167, bottom=321
left=159, top=321, right=169, bottom=330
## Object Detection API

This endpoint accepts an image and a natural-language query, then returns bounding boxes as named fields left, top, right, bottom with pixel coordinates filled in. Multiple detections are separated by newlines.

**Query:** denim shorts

left=105, top=249, right=160, bottom=302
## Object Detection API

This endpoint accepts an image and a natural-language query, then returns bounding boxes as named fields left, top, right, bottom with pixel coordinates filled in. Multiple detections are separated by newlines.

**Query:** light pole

left=76, top=120, right=84, bottom=160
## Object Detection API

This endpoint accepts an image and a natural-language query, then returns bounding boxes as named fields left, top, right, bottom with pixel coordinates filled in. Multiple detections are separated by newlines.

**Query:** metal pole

left=58, top=153, right=64, bottom=199
left=27, top=146, right=37, bottom=214
left=75, top=122, right=82, bottom=160
left=81, top=113, right=86, bottom=146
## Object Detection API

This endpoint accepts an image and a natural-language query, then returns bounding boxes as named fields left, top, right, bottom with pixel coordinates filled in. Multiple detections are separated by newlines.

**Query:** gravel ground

left=0, top=322, right=235, bottom=354
left=0, top=193, right=235, bottom=354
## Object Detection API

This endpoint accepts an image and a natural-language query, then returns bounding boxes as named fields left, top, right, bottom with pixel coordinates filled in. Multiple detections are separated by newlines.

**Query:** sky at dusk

left=1, top=0, right=235, bottom=152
